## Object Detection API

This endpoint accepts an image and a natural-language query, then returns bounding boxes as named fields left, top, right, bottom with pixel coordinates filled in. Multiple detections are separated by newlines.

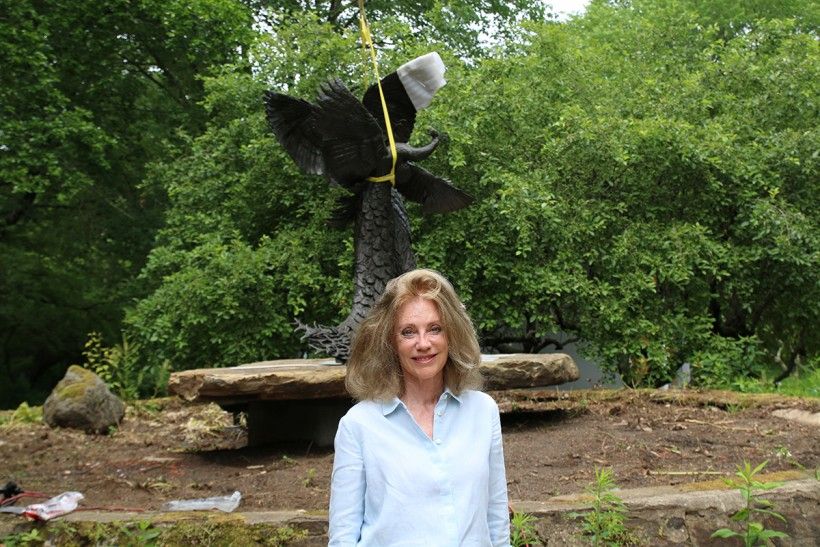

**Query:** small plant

left=774, top=444, right=805, bottom=471
left=131, top=399, right=164, bottom=416
left=1, top=528, right=44, bottom=546
left=711, top=460, right=789, bottom=546
left=281, top=454, right=297, bottom=466
left=1, top=402, right=43, bottom=428
left=119, top=520, right=162, bottom=546
left=725, top=402, right=744, bottom=415
left=302, top=468, right=317, bottom=488
left=267, top=525, right=309, bottom=546
left=572, top=467, right=638, bottom=546
left=510, top=510, right=540, bottom=546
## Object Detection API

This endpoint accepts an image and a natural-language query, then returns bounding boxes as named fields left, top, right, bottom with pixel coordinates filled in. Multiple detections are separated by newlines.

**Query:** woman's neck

left=400, top=378, right=444, bottom=408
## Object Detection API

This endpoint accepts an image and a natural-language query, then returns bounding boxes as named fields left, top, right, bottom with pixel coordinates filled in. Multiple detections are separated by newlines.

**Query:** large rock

left=169, top=359, right=346, bottom=403
left=168, top=354, right=579, bottom=404
left=481, top=353, right=579, bottom=390
left=43, top=365, right=125, bottom=434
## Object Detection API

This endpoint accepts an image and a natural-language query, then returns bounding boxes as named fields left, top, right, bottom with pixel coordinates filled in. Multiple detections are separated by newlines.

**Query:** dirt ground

left=1, top=389, right=817, bottom=516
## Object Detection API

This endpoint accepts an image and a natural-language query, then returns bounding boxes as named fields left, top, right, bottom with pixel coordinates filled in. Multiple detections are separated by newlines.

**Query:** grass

left=0, top=402, right=42, bottom=428
left=730, top=365, right=820, bottom=398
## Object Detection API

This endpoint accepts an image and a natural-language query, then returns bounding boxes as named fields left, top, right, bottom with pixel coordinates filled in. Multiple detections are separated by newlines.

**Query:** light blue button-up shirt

left=328, top=389, right=510, bottom=546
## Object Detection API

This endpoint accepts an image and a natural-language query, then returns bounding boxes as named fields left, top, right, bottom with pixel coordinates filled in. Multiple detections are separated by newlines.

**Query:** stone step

left=2, top=472, right=815, bottom=546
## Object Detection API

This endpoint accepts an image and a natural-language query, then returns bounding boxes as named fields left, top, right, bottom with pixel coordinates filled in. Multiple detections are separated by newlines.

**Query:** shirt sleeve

left=328, top=416, right=366, bottom=546
left=487, top=402, right=511, bottom=547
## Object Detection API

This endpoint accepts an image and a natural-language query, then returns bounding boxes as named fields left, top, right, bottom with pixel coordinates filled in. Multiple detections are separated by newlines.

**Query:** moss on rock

left=5, top=516, right=310, bottom=546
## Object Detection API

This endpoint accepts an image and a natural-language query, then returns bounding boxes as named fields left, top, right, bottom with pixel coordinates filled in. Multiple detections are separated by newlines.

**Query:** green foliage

left=730, top=359, right=820, bottom=397
left=0, top=0, right=255, bottom=407
left=124, top=0, right=818, bottom=384
left=83, top=332, right=168, bottom=400
left=510, top=510, right=541, bottom=546
left=119, top=520, right=162, bottom=546
left=5, top=0, right=818, bottom=394
left=13, top=519, right=308, bottom=546
left=416, top=0, right=818, bottom=386
left=573, top=468, right=638, bottom=546
left=0, top=528, right=44, bottom=547
left=302, top=467, right=317, bottom=488
left=711, top=460, right=789, bottom=546
left=253, top=0, right=546, bottom=58
left=690, top=337, right=765, bottom=389
left=0, top=402, right=43, bottom=428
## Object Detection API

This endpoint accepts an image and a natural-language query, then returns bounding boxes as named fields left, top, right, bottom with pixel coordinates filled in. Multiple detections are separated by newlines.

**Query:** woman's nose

left=416, top=333, right=432, bottom=349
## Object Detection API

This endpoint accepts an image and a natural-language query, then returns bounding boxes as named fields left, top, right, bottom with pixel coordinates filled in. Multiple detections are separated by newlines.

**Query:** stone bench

left=169, top=354, right=579, bottom=446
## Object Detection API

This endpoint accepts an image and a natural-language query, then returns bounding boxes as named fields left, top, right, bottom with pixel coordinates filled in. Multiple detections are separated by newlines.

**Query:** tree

left=249, top=0, right=546, bottom=56
left=0, top=0, right=255, bottom=406
left=72, top=0, right=820, bottom=389
left=415, top=0, right=818, bottom=385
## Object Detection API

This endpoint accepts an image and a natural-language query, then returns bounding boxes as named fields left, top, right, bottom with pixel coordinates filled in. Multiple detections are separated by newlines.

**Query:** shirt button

left=435, top=439, right=442, bottom=445
left=436, top=411, right=443, bottom=416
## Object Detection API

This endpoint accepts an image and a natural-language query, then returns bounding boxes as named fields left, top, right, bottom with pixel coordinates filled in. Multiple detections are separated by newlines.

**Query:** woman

left=329, top=269, right=510, bottom=546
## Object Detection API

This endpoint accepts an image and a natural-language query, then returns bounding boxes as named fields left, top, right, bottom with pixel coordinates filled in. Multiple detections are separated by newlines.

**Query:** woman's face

left=394, top=297, right=449, bottom=387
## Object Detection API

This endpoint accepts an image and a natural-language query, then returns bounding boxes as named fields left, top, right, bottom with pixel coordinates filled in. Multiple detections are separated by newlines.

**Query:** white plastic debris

left=162, top=491, right=241, bottom=512
left=23, top=491, right=84, bottom=521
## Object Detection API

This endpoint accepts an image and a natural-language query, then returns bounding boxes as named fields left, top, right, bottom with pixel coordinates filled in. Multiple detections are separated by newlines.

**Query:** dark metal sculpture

left=264, top=53, right=472, bottom=360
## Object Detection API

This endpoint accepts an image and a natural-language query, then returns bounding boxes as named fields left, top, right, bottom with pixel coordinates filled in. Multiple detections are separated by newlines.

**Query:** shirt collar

left=380, top=387, right=462, bottom=416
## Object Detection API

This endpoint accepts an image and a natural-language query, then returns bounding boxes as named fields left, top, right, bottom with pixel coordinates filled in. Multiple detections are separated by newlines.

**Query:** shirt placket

left=430, top=393, right=458, bottom=545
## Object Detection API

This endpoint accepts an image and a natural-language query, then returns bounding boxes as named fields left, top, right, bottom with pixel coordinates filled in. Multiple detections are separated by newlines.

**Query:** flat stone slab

left=7, top=472, right=815, bottom=546
left=772, top=408, right=820, bottom=427
left=168, top=354, right=579, bottom=404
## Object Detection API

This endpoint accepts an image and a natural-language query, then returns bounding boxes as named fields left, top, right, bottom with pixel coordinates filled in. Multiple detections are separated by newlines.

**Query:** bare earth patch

left=1, top=389, right=817, bottom=519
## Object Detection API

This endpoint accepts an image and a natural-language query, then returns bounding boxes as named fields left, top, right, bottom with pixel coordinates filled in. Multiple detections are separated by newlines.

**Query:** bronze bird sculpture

left=264, top=52, right=472, bottom=360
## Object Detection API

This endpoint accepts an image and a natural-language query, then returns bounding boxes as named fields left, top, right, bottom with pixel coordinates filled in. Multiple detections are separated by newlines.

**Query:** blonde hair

left=345, top=269, right=483, bottom=401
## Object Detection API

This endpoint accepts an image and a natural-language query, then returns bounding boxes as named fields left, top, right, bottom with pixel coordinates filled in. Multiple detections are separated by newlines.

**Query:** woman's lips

left=413, top=354, right=437, bottom=364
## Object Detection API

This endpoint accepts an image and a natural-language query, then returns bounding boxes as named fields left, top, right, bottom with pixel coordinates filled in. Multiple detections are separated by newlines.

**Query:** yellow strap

left=358, top=0, right=397, bottom=186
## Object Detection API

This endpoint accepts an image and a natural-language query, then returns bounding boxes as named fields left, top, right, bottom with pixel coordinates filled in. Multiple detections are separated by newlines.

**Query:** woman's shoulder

left=339, top=399, right=388, bottom=424
left=458, top=389, right=499, bottom=412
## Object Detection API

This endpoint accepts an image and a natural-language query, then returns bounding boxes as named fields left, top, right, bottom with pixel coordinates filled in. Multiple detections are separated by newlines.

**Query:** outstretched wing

left=264, top=91, right=325, bottom=175
left=395, top=163, right=473, bottom=214
left=314, top=79, right=386, bottom=185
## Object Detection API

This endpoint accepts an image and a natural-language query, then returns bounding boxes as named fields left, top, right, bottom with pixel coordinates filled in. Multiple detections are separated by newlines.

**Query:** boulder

left=480, top=353, right=579, bottom=390
left=43, top=365, right=125, bottom=434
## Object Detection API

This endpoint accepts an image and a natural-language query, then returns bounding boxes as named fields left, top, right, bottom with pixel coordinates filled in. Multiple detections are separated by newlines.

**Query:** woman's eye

left=430, top=325, right=442, bottom=334
left=400, top=329, right=415, bottom=338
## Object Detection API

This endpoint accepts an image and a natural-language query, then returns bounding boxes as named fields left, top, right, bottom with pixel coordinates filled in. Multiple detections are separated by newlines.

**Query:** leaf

left=752, top=508, right=787, bottom=522
left=711, top=528, right=740, bottom=539
left=758, top=529, right=789, bottom=540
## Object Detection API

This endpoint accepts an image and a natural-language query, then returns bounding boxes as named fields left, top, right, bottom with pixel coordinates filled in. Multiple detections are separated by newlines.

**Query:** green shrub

left=84, top=332, right=169, bottom=400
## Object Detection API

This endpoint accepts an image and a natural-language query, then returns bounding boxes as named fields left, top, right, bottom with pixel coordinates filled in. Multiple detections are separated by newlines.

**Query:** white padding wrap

left=397, top=52, right=447, bottom=111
